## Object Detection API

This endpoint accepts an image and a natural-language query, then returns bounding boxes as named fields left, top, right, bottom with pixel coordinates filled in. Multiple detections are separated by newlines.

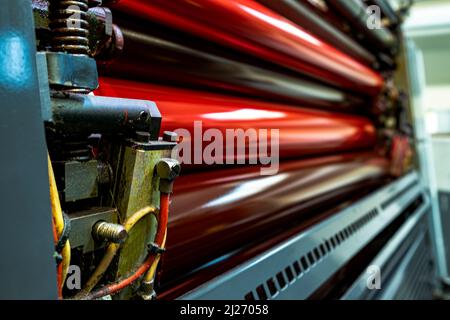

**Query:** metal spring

left=50, top=0, right=90, bottom=55
left=59, top=138, right=91, bottom=161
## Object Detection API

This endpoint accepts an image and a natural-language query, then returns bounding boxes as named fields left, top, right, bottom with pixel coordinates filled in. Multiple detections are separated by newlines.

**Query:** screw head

left=163, top=131, right=178, bottom=142
left=139, top=111, right=149, bottom=121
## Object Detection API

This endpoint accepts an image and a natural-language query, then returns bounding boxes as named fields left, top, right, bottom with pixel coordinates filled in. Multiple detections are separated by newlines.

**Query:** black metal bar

left=50, top=94, right=162, bottom=139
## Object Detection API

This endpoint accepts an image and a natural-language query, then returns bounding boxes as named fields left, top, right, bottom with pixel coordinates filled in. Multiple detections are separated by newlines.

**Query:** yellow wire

left=75, top=206, right=157, bottom=298
left=47, top=154, right=71, bottom=286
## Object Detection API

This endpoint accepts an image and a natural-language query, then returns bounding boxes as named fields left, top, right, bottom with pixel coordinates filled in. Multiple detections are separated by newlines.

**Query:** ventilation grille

left=394, top=234, right=434, bottom=300
left=245, top=208, right=379, bottom=300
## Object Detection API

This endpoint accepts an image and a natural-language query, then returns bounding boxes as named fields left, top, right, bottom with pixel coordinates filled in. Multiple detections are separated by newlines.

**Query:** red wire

left=85, top=193, right=170, bottom=300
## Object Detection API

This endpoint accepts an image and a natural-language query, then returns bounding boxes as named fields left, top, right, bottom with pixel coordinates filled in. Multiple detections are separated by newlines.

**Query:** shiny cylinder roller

left=110, top=0, right=384, bottom=95
left=158, top=153, right=389, bottom=289
left=96, top=78, right=378, bottom=167
left=99, top=21, right=365, bottom=111
left=256, top=0, right=376, bottom=66
left=327, top=0, right=396, bottom=52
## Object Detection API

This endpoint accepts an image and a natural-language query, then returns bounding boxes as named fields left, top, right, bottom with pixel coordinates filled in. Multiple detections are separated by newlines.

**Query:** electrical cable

left=48, top=153, right=71, bottom=296
left=74, top=205, right=157, bottom=298
left=83, top=193, right=170, bottom=300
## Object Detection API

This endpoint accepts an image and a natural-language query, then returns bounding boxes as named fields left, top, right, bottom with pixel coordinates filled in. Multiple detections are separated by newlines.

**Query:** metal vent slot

left=244, top=292, right=255, bottom=300
left=256, top=285, right=268, bottom=300
left=245, top=208, right=379, bottom=300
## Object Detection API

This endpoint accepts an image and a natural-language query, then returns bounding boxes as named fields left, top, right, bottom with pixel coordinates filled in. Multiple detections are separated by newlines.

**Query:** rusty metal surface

left=113, top=144, right=163, bottom=278
left=63, top=160, right=99, bottom=202
left=110, top=140, right=175, bottom=298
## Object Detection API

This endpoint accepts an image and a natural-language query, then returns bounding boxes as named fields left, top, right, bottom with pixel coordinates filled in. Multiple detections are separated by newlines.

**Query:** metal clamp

left=148, top=242, right=166, bottom=255
left=54, top=213, right=71, bottom=264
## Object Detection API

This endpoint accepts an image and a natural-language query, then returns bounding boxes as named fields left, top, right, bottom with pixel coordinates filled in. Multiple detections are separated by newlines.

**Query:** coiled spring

left=50, top=0, right=90, bottom=55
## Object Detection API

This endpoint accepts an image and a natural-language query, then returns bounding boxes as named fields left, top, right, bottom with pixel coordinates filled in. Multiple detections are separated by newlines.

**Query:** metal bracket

left=45, top=51, right=99, bottom=91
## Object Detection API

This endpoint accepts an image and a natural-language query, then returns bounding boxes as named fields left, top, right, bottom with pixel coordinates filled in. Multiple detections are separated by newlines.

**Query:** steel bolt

left=92, top=221, right=128, bottom=243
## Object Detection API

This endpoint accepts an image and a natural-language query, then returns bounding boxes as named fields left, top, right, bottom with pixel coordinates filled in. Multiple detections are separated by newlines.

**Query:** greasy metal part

left=46, top=50, right=99, bottom=92
left=256, top=0, right=376, bottom=66
left=97, top=161, right=113, bottom=185
left=45, top=52, right=98, bottom=92
left=0, top=0, right=58, bottom=299
left=134, top=131, right=150, bottom=143
left=86, top=7, right=120, bottom=60
left=99, top=22, right=365, bottom=109
left=157, top=158, right=181, bottom=194
left=159, top=153, right=389, bottom=284
left=96, top=78, right=377, bottom=166
left=110, top=0, right=384, bottom=95
left=68, top=207, right=118, bottom=252
left=52, top=137, right=91, bottom=161
left=92, top=221, right=128, bottom=243
left=48, top=93, right=161, bottom=138
left=49, top=0, right=90, bottom=55
left=110, top=140, right=175, bottom=299
left=327, top=0, right=396, bottom=52
left=63, top=160, right=99, bottom=202
left=85, top=9, right=123, bottom=61
left=139, top=279, right=156, bottom=300
left=32, top=1, right=122, bottom=61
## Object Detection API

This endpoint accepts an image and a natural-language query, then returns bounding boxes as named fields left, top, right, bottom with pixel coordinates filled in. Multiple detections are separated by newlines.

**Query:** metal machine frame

left=404, top=28, right=450, bottom=285
left=0, top=0, right=58, bottom=299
